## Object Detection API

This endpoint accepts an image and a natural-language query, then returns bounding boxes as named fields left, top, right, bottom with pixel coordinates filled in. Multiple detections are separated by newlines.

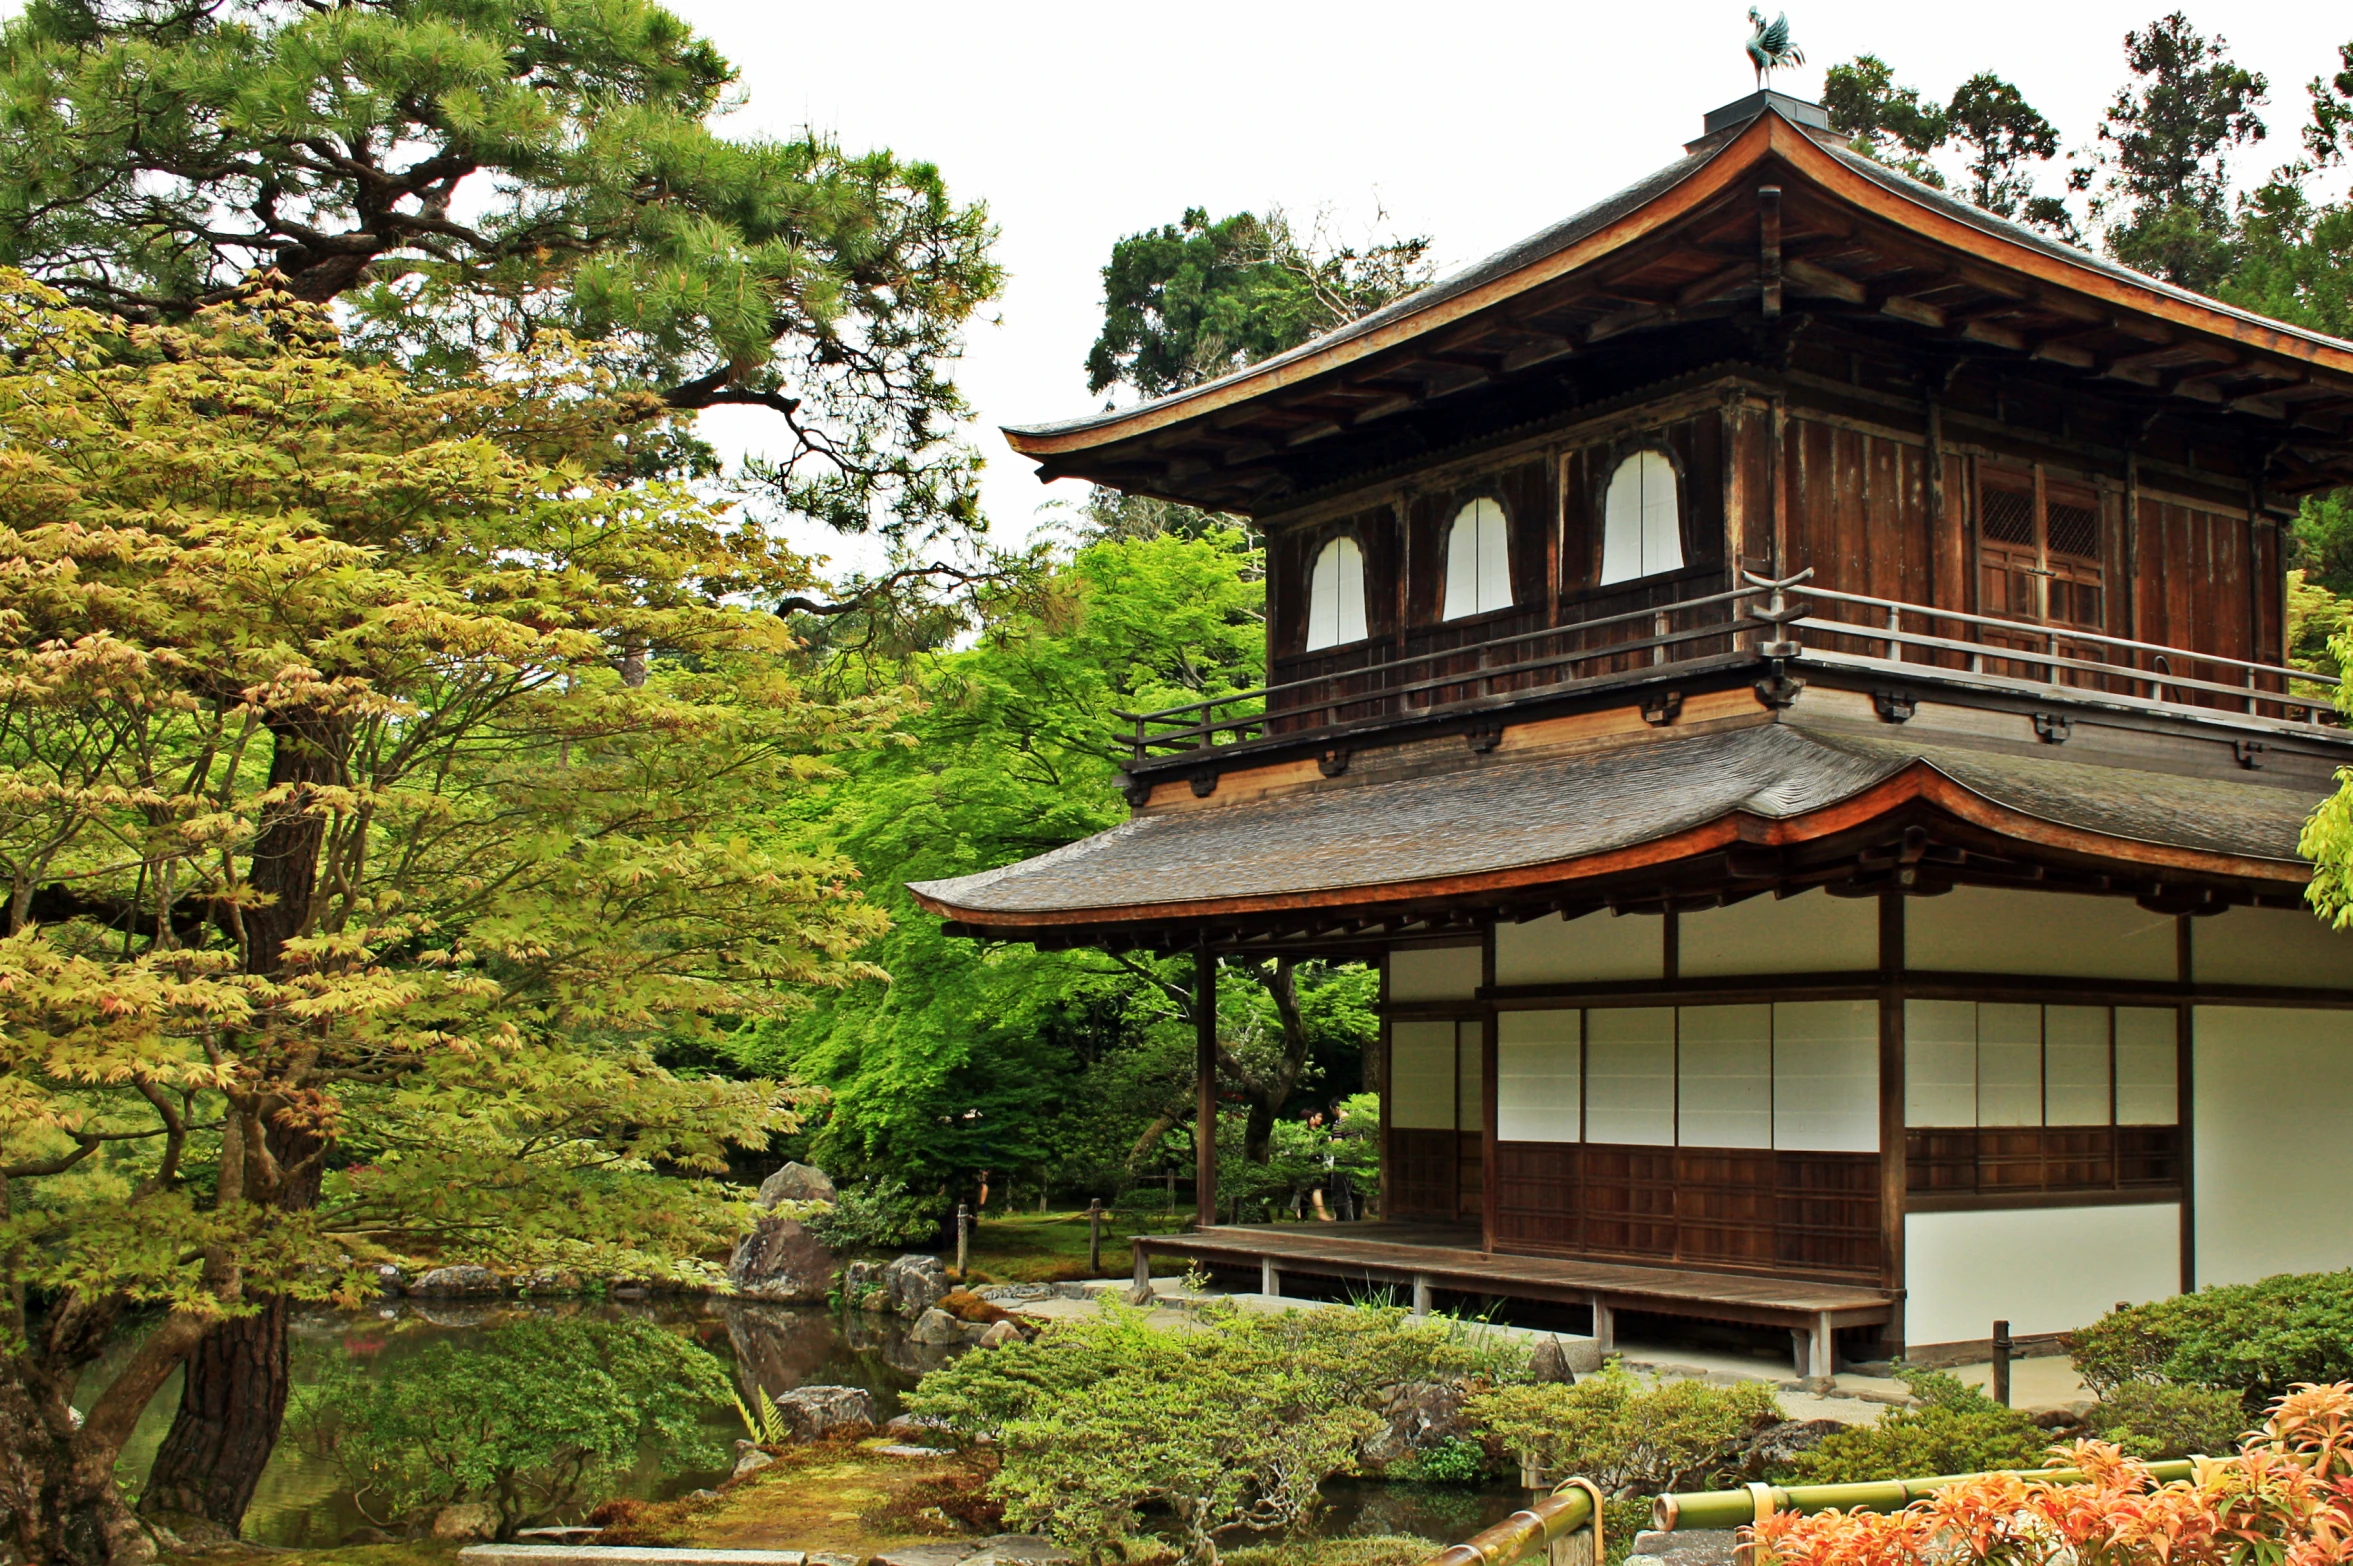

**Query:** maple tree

left=0, top=273, right=886, bottom=1563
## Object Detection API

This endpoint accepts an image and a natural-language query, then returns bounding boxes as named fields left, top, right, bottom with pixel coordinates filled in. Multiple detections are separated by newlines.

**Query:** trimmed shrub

left=2083, top=1381, right=2249, bottom=1460
left=1773, top=1369, right=2047, bottom=1484
left=2068, top=1270, right=2353, bottom=1408
left=1464, top=1363, right=1783, bottom=1496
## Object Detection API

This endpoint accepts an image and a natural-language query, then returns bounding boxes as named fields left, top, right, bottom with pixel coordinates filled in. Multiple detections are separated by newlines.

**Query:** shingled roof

left=907, top=719, right=2320, bottom=933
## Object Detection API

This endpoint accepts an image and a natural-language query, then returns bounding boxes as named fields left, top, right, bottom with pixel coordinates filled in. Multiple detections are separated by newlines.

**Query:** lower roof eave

left=908, top=761, right=2311, bottom=945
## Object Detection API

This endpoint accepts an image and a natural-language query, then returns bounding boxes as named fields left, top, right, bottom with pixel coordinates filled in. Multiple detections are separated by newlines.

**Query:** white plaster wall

left=1585, top=1007, right=1674, bottom=1145
left=1456, top=1022, right=1485, bottom=1134
left=1906, top=1204, right=2182, bottom=1347
left=1389, top=1020, right=1456, bottom=1130
left=1681, top=888, right=1879, bottom=977
left=1907, top=887, right=2177, bottom=980
left=1389, top=942, right=1484, bottom=1000
left=2194, top=1006, right=2353, bottom=1285
left=2192, top=906, right=2353, bottom=988
left=1498, top=1010, right=1580, bottom=1142
left=1772, top=1000, right=1879, bottom=1152
left=1678, top=1004, right=1773, bottom=1148
left=1495, top=910, right=1663, bottom=985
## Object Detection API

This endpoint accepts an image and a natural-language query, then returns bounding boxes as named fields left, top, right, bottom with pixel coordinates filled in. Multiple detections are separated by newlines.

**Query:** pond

left=102, top=1297, right=1534, bottom=1550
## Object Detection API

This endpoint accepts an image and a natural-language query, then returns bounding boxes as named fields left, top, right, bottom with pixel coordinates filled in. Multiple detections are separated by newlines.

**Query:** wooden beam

left=1196, top=940, right=1218, bottom=1227
left=1676, top=257, right=1760, bottom=308
left=1784, top=256, right=1866, bottom=304
left=1880, top=295, right=1946, bottom=329
left=1760, top=185, right=1783, bottom=319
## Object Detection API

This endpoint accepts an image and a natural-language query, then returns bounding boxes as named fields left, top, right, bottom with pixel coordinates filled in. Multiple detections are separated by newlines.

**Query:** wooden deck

left=1133, top=1222, right=1896, bottom=1381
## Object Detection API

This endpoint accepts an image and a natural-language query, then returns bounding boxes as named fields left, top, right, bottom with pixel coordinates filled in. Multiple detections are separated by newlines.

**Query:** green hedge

left=2068, top=1270, right=2353, bottom=1408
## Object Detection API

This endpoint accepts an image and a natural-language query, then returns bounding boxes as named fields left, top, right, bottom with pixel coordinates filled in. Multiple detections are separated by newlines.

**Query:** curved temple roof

left=907, top=721, right=2321, bottom=932
left=1007, top=100, right=2353, bottom=507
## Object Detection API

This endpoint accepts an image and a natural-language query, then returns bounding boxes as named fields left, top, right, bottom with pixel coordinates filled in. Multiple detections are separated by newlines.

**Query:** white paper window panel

left=1441, top=498, right=1513, bottom=619
left=1389, top=1020, right=1457, bottom=1130
left=1773, top=999, right=1880, bottom=1151
left=1906, top=886, right=2176, bottom=980
left=2043, top=1005, right=2112, bottom=1125
left=1680, top=888, right=1879, bottom=977
left=1976, top=1003, right=2043, bottom=1126
left=1497, top=1010, right=1581, bottom=1143
left=1584, top=1007, right=1675, bottom=1145
left=2191, top=905, right=2353, bottom=987
left=2115, top=1007, right=2177, bottom=1125
left=1905, top=999, right=1978, bottom=1128
left=1456, top=1021, right=1485, bottom=1133
left=1388, top=943, right=1483, bottom=1001
left=1494, top=910, right=1662, bottom=985
left=1676, top=1004, right=1773, bottom=1149
left=1303, top=535, right=1368, bottom=652
left=1599, top=450, right=1682, bottom=586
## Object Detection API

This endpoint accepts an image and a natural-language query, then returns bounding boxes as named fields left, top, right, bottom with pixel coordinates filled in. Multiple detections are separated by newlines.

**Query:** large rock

left=842, top=1259, right=890, bottom=1311
left=758, top=1161, right=838, bottom=1208
left=1726, top=1417, right=1846, bottom=1482
left=1362, top=1378, right=1475, bottom=1467
left=977, top=1319, right=1023, bottom=1349
left=770, top=1384, right=877, bottom=1440
left=431, top=1503, right=500, bottom=1542
left=1530, top=1335, right=1577, bottom=1384
left=1631, top=1530, right=1740, bottom=1566
left=409, top=1265, right=502, bottom=1297
left=909, top=1307, right=965, bottom=1346
left=884, top=1253, right=951, bottom=1318
left=729, top=1216, right=840, bottom=1304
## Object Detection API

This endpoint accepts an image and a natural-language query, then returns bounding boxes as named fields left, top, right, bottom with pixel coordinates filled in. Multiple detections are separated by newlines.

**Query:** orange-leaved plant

left=1752, top=1382, right=2353, bottom=1566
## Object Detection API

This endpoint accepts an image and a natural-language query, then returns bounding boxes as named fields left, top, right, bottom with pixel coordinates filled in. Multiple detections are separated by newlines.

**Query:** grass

left=951, top=1208, right=1182, bottom=1285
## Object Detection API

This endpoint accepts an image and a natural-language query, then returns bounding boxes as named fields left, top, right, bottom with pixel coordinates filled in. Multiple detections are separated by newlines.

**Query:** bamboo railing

left=1648, top=1460, right=2201, bottom=1531
left=1418, top=1477, right=1606, bottom=1566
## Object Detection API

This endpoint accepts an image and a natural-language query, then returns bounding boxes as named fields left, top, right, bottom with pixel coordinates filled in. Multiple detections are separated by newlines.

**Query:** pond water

left=104, top=1297, right=1533, bottom=1550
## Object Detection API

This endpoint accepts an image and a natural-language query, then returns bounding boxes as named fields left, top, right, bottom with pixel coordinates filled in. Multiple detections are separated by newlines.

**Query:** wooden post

left=1758, top=186, right=1783, bottom=320
left=1261, top=1257, right=1280, bottom=1297
left=1879, top=892, right=1908, bottom=1356
left=1087, top=1198, right=1103, bottom=1276
left=1196, top=939, right=1219, bottom=1230
left=1412, top=1273, right=1433, bottom=1317
left=1991, top=1319, right=2013, bottom=1407
left=1589, top=1294, right=1615, bottom=1353
left=1133, top=1242, right=1152, bottom=1294
left=955, top=1201, right=970, bottom=1279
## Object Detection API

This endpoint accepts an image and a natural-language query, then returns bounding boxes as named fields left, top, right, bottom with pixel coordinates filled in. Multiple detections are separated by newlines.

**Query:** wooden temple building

left=909, top=91, right=2353, bottom=1374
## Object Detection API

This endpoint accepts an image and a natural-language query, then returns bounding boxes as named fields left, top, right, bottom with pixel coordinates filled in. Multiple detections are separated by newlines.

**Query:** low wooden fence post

left=1087, top=1198, right=1103, bottom=1275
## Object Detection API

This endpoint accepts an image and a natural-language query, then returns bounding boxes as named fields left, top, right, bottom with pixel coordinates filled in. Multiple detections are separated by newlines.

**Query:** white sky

left=668, top=0, right=2348, bottom=575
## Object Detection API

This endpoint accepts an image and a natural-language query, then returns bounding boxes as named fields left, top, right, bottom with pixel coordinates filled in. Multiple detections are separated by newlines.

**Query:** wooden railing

left=1112, top=571, right=2341, bottom=763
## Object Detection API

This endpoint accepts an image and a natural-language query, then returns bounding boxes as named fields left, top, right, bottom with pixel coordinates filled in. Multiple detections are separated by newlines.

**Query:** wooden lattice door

left=1977, top=467, right=2105, bottom=682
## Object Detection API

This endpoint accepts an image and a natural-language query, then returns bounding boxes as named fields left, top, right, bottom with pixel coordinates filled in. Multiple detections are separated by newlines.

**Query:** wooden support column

left=1482, top=924, right=1500, bottom=1254
left=1759, top=186, right=1783, bottom=320
left=1878, top=892, right=1908, bottom=1354
left=1261, top=1257, right=1281, bottom=1297
left=1589, top=1294, right=1615, bottom=1353
left=1196, top=939, right=1219, bottom=1229
left=2177, top=916, right=2197, bottom=1294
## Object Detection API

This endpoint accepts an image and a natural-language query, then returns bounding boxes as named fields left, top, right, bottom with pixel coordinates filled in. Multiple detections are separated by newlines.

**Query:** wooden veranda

left=1133, top=1221, right=1895, bottom=1380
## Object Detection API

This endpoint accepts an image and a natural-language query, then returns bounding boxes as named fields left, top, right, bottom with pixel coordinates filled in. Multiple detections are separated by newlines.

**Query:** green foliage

left=1774, top=1369, right=2047, bottom=1484
left=1463, top=1363, right=1782, bottom=1497
left=804, top=1180, right=946, bottom=1255
left=1383, top=1436, right=1490, bottom=1486
left=2067, top=1271, right=2353, bottom=1408
left=2083, top=1381, right=2249, bottom=1460
left=290, top=1317, right=732, bottom=1537
left=2091, top=13, right=2269, bottom=291
left=735, top=1385, right=792, bottom=1447
left=1087, top=208, right=1433, bottom=401
left=0, top=0, right=1001, bottom=540
left=912, top=1302, right=1528, bottom=1563
left=1823, top=56, right=2070, bottom=234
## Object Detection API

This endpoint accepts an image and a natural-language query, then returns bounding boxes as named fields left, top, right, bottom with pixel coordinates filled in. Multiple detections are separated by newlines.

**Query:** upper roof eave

left=1005, top=109, right=2353, bottom=464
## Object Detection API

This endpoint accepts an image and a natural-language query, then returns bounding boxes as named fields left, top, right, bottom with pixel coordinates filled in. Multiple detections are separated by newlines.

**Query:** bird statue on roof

left=1746, top=9, right=1804, bottom=91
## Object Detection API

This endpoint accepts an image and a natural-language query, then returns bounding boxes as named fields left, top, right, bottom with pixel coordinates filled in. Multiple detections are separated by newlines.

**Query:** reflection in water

left=1317, top=1479, right=1532, bottom=1543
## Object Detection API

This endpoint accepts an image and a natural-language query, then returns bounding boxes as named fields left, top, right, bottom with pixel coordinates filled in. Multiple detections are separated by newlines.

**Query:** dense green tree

left=0, top=279, right=875, bottom=1563
left=1823, top=58, right=2072, bottom=235
left=2091, top=13, right=2268, bottom=291
left=1086, top=207, right=1432, bottom=403
left=0, top=0, right=1001, bottom=541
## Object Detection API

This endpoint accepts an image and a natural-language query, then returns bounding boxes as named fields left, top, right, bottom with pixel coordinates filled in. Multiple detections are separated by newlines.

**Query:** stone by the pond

left=1361, top=1378, right=1475, bottom=1467
left=433, top=1502, right=502, bottom=1541
left=411, top=1265, right=504, bottom=1297
left=728, top=1216, right=839, bottom=1305
left=841, top=1259, right=889, bottom=1310
left=963, top=1535, right=1075, bottom=1566
left=976, top=1319, right=1022, bottom=1349
left=807, top=1552, right=864, bottom=1566
left=1728, top=1417, right=1844, bottom=1480
left=908, top=1306, right=964, bottom=1345
left=1530, top=1335, right=1576, bottom=1384
left=884, top=1412, right=948, bottom=1438
left=462, top=1550, right=808, bottom=1566
left=877, top=1442, right=953, bottom=1458
left=1631, top=1530, right=1739, bottom=1566
left=768, top=1384, right=877, bottom=1440
left=757, top=1161, right=838, bottom=1208
left=871, top=1546, right=974, bottom=1566
left=730, top=1440, right=775, bottom=1479
left=885, top=1253, right=951, bottom=1318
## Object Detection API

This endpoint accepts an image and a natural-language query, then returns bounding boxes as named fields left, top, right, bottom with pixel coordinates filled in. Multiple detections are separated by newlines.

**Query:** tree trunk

left=142, top=716, right=342, bottom=1534
left=136, top=1297, right=291, bottom=1529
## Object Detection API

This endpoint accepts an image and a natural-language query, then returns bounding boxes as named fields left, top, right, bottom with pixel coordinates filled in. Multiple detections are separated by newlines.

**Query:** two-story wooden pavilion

left=909, top=91, right=2353, bottom=1376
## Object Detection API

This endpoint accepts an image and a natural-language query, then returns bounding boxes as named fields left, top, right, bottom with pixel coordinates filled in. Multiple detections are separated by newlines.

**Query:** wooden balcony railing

left=1113, top=571, right=2342, bottom=764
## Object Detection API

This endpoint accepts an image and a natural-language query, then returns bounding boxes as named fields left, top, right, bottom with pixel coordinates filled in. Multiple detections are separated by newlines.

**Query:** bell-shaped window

left=1304, top=535, right=1368, bottom=651
left=1599, top=450, right=1683, bottom=586
left=1441, top=498, right=1512, bottom=620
